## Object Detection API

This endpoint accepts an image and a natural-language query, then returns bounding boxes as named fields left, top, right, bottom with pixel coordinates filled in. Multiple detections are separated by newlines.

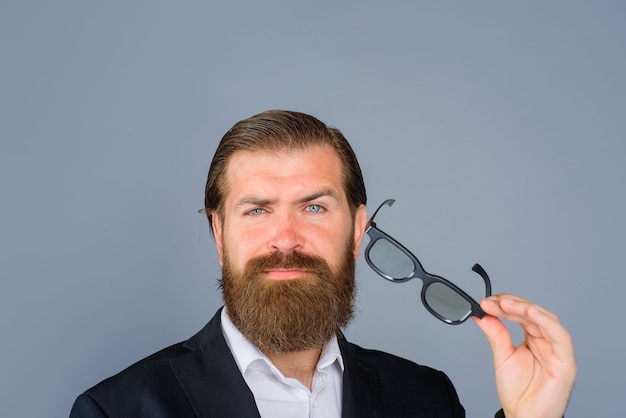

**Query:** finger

left=523, top=308, right=578, bottom=388
left=472, top=314, right=516, bottom=367
left=481, top=295, right=559, bottom=328
left=482, top=296, right=576, bottom=366
left=525, top=304, right=577, bottom=363
left=483, top=299, right=558, bottom=351
left=480, top=297, right=543, bottom=338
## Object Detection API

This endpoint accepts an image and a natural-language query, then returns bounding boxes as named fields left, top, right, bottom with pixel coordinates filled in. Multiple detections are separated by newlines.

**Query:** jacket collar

left=169, top=308, right=261, bottom=417
left=169, top=308, right=383, bottom=418
left=338, top=331, right=384, bottom=418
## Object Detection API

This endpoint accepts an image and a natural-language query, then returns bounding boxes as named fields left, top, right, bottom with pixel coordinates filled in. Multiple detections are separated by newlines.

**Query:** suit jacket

left=70, top=309, right=466, bottom=417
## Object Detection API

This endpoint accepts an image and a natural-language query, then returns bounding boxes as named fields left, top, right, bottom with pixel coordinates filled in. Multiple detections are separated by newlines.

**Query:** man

left=70, top=110, right=576, bottom=417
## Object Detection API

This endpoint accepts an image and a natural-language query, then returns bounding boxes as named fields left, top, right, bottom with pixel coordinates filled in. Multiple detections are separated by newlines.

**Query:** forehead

left=223, top=145, right=346, bottom=201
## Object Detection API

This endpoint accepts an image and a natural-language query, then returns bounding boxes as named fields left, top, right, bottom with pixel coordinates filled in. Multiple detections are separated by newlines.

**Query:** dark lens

left=368, top=239, right=415, bottom=280
left=424, top=282, right=472, bottom=322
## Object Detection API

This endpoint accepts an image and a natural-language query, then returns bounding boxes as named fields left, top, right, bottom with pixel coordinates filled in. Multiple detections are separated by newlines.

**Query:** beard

left=220, top=243, right=356, bottom=354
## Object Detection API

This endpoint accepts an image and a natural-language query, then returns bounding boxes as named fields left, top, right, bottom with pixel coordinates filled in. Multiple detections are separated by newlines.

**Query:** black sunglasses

left=364, top=199, right=492, bottom=325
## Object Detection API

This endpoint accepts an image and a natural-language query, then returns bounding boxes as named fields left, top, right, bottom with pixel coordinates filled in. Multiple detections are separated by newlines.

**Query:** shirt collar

left=220, top=307, right=344, bottom=375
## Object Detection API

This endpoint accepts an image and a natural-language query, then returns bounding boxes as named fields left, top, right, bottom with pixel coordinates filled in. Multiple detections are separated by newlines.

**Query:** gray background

left=1, top=1, right=624, bottom=417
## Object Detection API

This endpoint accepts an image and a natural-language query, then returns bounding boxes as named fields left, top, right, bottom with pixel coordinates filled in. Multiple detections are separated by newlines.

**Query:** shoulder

left=88, top=340, right=189, bottom=393
left=71, top=341, right=191, bottom=417
left=345, top=340, right=453, bottom=384
left=71, top=311, right=227, bottom=417
left=341, top=339, right=465, bottom=417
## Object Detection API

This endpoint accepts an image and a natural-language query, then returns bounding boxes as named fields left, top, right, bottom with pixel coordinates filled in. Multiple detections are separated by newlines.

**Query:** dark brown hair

left=204, top=110, right=367, bottom=230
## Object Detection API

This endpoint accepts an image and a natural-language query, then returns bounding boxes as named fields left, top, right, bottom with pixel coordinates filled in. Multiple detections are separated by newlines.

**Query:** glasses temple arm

left=366, top=199, right=396, bottom=228
left=472, top=263, right=492, bottom=297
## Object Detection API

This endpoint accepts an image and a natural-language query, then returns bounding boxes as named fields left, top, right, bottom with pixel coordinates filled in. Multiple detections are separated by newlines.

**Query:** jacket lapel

left=339, top=334, right=384, bottom=418
left=169, top=309, right=261, bottom=418
left=170, top=311, right=384, bottom=418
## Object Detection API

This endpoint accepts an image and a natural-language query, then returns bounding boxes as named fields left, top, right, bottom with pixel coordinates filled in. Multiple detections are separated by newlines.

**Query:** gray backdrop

left=2, top=1, right=624, bottom=417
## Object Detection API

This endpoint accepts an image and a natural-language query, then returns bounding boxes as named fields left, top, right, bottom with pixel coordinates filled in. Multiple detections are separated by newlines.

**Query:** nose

left=268, top=211, right=304, bottom=253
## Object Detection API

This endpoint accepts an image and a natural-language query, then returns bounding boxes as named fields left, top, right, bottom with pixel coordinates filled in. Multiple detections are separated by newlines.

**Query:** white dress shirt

left=220, top=308, right=344, bottom=418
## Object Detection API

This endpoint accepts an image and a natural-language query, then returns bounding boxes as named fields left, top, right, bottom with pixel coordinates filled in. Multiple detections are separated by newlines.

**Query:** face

left=211, top=145, right=367, bottom=353
left=212, top=145, right=367, bottom=278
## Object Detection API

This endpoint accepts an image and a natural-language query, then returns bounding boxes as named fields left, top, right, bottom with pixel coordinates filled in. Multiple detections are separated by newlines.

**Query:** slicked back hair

left=204, top=110, right=367, bottom=231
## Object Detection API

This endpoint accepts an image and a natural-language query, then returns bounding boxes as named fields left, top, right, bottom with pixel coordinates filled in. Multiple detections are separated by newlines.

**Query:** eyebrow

left=296, top=189, right=340, bottom=204
left=233, top=189, right=340, bottom=209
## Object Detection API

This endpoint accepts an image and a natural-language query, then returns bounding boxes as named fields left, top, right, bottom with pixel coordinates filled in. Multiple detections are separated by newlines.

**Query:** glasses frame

left=364, top=199, right=492, bottom=325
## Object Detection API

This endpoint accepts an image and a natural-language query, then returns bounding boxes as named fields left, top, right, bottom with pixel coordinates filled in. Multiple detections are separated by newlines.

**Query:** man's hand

left=473, top=294, right=577, bottom=418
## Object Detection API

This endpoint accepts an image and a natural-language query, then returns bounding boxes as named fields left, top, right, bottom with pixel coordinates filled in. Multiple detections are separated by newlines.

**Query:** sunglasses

left=364, top=199, right=492, bottom=325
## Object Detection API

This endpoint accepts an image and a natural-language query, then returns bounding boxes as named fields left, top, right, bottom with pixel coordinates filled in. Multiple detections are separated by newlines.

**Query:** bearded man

left=70, top=110, right=576, bottom=418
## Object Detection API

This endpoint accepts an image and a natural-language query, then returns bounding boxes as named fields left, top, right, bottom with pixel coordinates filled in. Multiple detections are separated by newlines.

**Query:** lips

left=264, top=269, right=310, bottom=280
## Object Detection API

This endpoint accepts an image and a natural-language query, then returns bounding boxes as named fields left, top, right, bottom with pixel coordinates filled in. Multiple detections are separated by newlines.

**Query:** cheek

left=311, top=226, right=354, bottom=264
left=222, top=228, right=262, bottom=266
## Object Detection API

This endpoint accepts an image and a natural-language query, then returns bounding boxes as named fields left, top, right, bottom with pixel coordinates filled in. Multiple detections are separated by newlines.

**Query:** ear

left=352, top=204, right=368, bottom=260
left=211, top=212, right=224, bottom=266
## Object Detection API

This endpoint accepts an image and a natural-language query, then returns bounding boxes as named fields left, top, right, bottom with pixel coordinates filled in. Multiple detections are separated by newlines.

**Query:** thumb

left=472, top=313, right=515, bottom=367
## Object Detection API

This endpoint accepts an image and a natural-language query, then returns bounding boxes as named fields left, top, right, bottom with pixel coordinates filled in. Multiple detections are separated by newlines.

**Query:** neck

left=265, top=348, right=322, bottom=390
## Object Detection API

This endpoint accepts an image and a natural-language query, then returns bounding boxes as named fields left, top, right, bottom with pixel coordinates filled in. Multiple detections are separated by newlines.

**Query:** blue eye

left=247, top=208, right=266, bottom=216
left=306, top=204, right=324, bottom=213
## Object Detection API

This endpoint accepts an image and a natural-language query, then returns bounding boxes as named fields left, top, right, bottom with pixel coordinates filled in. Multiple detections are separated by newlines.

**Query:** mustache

left=245, top=251, right=331, bottom=275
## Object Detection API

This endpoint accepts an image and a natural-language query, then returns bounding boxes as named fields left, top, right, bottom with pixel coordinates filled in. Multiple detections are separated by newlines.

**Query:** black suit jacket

left=70, top=309, right=466, bottom=417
